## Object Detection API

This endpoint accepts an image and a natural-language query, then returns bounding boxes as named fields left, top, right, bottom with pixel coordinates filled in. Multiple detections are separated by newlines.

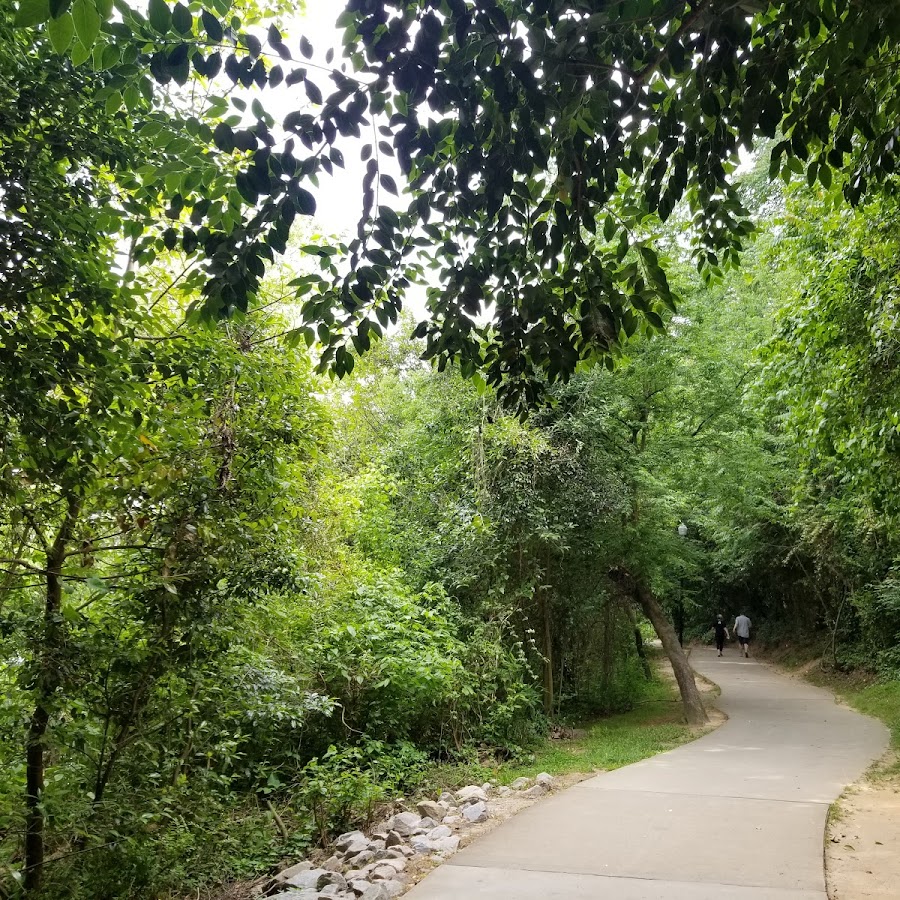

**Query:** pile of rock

left=267, top=774, right=555, bottom=900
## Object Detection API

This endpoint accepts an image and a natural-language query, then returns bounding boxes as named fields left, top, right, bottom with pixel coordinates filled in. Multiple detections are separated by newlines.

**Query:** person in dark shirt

left=713, top=614, right=730, bottom=657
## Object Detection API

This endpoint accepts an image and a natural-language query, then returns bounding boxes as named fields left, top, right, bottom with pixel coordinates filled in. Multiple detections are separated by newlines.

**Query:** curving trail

left=404, top=646, right=888, bottom=899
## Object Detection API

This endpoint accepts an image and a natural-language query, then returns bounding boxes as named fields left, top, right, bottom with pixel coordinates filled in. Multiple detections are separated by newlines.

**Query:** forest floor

left=760, top=644, right=900, bottom=899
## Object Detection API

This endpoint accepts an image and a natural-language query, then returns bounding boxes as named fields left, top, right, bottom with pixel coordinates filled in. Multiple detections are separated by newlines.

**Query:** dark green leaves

left=147, top=0, right=170, bottom=34
left=201, top=9, right=223, bottom=42
left=172, top=2, right=192, bottom=35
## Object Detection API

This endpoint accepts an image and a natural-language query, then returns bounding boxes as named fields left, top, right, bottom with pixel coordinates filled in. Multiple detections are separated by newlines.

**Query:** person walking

left=733, top=612, right=752, bottom=658
left=713, top=614, right=730, bottom=657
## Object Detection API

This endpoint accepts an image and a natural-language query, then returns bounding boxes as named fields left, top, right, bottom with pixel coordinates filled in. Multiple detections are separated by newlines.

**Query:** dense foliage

left=5, top=0, right=900, bottom=897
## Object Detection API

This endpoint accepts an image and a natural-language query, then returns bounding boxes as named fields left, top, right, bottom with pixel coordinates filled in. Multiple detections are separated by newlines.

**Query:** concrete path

left=405, top=647, right=888, bottom=899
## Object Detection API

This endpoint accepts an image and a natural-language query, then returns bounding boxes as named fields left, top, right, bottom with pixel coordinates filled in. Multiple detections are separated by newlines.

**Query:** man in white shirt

left=733, top=613, right=752, bottom=658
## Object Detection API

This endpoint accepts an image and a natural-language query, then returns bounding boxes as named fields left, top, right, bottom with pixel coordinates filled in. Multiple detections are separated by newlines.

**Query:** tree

left=14, top=0, right=900, bottom=402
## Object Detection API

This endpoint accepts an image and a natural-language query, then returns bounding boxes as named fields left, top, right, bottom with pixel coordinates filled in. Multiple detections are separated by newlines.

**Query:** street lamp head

left=677, top=522, right=688, bottom=538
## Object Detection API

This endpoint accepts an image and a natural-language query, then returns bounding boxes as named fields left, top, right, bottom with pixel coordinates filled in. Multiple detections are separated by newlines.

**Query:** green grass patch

left=498, top=676, right=694, bottom=781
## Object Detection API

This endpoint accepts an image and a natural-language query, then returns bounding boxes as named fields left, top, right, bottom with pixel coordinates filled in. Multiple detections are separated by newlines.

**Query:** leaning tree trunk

left=613, top=569, right=708, bottom=726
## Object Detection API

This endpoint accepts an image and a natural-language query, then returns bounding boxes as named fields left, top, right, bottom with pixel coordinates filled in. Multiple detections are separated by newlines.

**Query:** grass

left=424, top=668, right=696, bottom=786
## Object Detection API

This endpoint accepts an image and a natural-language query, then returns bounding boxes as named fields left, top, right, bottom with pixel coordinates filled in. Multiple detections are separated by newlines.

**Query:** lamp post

left=676, top=522, right=688, bottom=646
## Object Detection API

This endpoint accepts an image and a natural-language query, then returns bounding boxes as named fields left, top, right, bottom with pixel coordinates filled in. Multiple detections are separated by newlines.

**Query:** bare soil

left=826, top=758, right=900, bottom=900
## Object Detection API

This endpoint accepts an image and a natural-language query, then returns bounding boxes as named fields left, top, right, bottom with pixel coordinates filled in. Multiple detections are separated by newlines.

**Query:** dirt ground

left=826, top=758, right=900, bottom=900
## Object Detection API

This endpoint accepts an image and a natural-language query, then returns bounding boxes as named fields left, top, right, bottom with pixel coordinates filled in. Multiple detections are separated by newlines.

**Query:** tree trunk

left=622, top=600, right=653, bottom=681
left=24, top=498, right=78, bottom=895
left=540, top=591, right=554, bottom=716
left=612, top=569, right=708, bottom=726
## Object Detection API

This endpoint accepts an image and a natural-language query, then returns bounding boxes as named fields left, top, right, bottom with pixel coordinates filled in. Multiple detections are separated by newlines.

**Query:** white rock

left=275, top=860, right=314, bottom=883
left=349, top=881, right=370, bottom=896
left=442, top=815, right=461, bottom=826
left=461, top=800, right=488, bottom=824
left=323, top=855, right=344, bottom=872
left=481, top=782, right=493, bottom=793
left=286, top=868, right=331, bottom=890
left=360, top=885, right=390, bottom=900
left=384, top=830, right=404, bottom=848
left=438, top=791, right=454, bottom=803
left=455, top=785, right=488, bottom=803
left=417, top=816, right=439, bottom=830
left=497, top=786, right=513, bottom=797
left=381, top=857, right=407, bottom=872
left=427, top=825, right=452, bottom=840
left=521, top=783, right=547, bottom=799
left=510, top=777, right=531, bottom=790
left=535, top=772, right=555, bottom=788
left=381, top=881, right=406, bottom=899
left=416, top=800, right=444, bottom=820
left=386, top=811, right=422, bottom=836
left=371, top=864, right=401, bottom=880
left=434, top=835, right=460, bottom=853
left=341, top=840, right=371, bottom=859
left=336, top=831, right=368, bottom=851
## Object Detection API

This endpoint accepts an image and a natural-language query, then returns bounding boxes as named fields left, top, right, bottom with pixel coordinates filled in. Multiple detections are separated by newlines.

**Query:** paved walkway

left=405, top=647, right=888, bottom=899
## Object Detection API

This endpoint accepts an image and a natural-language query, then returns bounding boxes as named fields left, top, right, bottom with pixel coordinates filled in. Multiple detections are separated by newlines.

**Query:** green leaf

left=172, top=1, right=191, bottom=34
left=70, top=39, right=90, bottom=65
left=15, top=0, right=49, bottom=25
left=95, top=0, right=111, bottom=17
left=124, top=83, right=140, bottom=111
left=47, top=11, right=75, bottom=52
left=71, top=0, right=100, bottom=49
left=147, top=0, right=170, bottom=34
left=105, top=89, right=121, bottom=114
left=201, top=8, right=222, bottom=42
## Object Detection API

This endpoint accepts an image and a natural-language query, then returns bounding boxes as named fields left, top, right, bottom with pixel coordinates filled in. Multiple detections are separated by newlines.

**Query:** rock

left=535, top=772, right=555, bottom=788
left=438, top=791, right=455, bottom=803
left=416, top=799, right=445, bottom=821
left=427, top=825, right=452, bottom=840
left=350, top=851, right=375, bottom=867
left=433, top=836, right=460, bottom=853
left=321, top=873, right=348, bottom=892
left=461, top=800, right=488, bottom=823
left=497, top=786, right=513, bottom=797
left=384, top=830, right=404, bottom=848
left=359, top=885, right=390, bottom=900
left=442, top=815, right=461, bottom=826
left=386, top=811, right=421, bottom=836
left=381, top=857, right=407, bottom=873
left=455, top=785, right=488, bottom=803
left=380, top=879, right=406, bottom=897
left=285, top=869, right=330, bottom=890
left=409, top=836, right=438, bottom=853
left=369, top=839, right=385, bottom=851
left=521, top=783, right=547, bottom=799
left=336, top=831, right=368, bottom=851
left=481, top=782, right=493, bottom=793
left=371, top=864, right=401, bottom=880
left=341, top=840, right=371, bottom=859
left=275, top=861, right=314, bottom=882
left=398, top=845, right=415, bottom=857
left=417, top=816, right=439, bottom=831
left=323, top=856, right=344, bottom=872
left=349, top=881, right=371, bottom=897
left=271, top=892, right=318, bottom=900
left=510, top=777, right=531, bottom=790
